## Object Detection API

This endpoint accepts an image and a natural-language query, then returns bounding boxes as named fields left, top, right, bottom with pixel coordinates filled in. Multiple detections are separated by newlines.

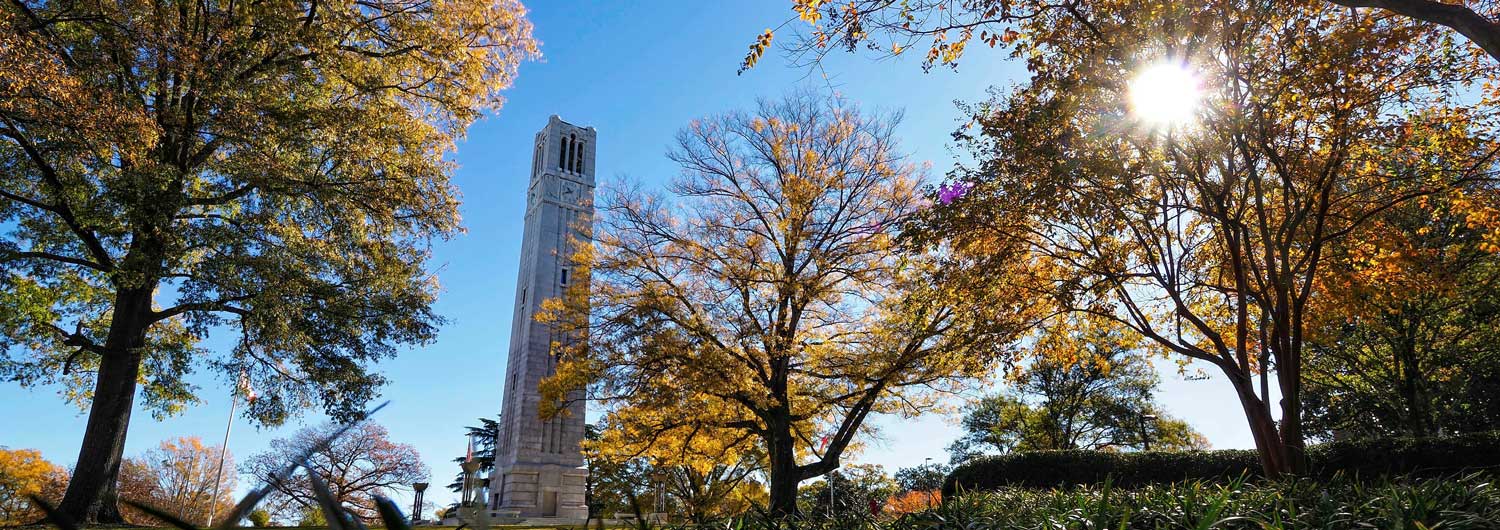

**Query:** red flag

left=818, top=435, right=830, bottom=451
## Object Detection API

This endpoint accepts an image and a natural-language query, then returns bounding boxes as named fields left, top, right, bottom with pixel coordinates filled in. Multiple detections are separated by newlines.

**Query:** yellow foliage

left=541, top=92, right=1041, bottom=514
left=0, top=448, right=68, bottom=525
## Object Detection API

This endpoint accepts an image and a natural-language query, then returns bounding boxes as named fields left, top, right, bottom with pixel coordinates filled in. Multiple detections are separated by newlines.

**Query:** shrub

left=247, top=509, right=271, bottom=527
left=908, top=473, right=1500, bottom=530
left=944, top=431, right=1500, bottom=494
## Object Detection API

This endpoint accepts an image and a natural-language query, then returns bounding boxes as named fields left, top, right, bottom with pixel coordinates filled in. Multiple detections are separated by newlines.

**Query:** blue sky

left=0, top=1, right=1256, bottom=512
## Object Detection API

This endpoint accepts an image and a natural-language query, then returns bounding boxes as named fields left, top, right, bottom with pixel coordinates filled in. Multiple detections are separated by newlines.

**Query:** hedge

left=943, top=431, right=1500, bottom=495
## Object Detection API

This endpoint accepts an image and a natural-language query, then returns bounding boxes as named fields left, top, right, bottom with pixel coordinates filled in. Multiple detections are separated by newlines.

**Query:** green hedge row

left=943, top=431, right=1500, bottom=495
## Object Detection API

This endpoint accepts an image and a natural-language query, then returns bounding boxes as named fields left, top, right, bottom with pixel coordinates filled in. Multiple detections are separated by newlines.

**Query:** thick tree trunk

left=57, top=286, right=153, bottom=524
left=765, top=429, right=800, bottom=519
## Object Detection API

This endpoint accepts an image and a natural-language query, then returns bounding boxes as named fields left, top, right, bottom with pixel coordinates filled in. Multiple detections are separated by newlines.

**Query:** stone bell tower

left=488, top=116, right=594, bottom=522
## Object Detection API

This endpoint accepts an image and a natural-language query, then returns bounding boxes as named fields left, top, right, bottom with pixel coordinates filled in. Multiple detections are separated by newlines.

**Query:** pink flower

left=937, top=181, right=972, bottom=205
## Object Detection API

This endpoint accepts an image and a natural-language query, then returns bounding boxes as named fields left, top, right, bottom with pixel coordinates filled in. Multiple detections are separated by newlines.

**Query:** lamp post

left=923, top=457, right=935, bottom=508
left=649, top=471, right=668, bottom=520
left=827, top=472, right=835, bottom=518
left=411, top=482, right=428, bottom=524
left=460, top=459, right=482, bottom=506
left=1140, top=414, right=1158, bottom=451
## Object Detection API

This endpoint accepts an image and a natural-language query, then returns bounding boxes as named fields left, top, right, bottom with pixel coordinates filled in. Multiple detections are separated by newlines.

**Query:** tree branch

left=1327, top=0, right=1500, bottom=62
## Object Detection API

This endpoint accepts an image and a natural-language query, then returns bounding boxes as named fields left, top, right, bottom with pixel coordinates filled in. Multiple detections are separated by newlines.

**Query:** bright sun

left=1128, top=62, right=1202, bottom=126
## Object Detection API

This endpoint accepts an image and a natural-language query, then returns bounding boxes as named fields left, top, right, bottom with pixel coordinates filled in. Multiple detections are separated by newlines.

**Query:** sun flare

left=1128, top=62, right=1202, bottom=126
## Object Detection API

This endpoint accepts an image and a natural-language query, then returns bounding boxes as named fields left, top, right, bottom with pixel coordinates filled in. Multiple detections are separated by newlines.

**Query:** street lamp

left=411, top=482, right=428, bottom=524
left=649, top=471, right=668, bottom=518
left=923, top=458, right=935, bottom=508
left=1140, top=414, right=1158, bottom=451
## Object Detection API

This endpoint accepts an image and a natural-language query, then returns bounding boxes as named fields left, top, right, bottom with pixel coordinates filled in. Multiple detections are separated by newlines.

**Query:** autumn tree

left=242, top=422, right=428, bottom=522
left=0, top=448, right=68, bottom=525
left=1303, top=185, right=1500, bottom=439
left=585, top=417, right=765, bottom=522
left=541, top=91, right=1037, bottom=516
left=661, top=454, right=766, bottom=524
left=114, top=437, right=236, bottom=526
left=884, top=489, right=939, bottom=515
left=946, top=316, right=1206, bottom=462
left=0, top=0, right=535, bottom=522
left=893, top=1, right=1498, bottom=476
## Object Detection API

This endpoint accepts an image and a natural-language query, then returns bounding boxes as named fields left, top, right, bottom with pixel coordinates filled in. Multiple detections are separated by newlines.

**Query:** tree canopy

left=947, top=316, right=1207, bottom=462
left=1303, top=185, right=1500, bottom=439
left=541, top=91, right=1039, bottom=516
left=752, top=0, right=1500, bottom=70
left=117, top=437, right=236, bottom=526
left=0, top=448, right=67, bottom=525
left=243, top=422, right=428, bottom=523
left=899, top=0, right=1499, bottom=475
left=0, top=0, right=536, bottom=521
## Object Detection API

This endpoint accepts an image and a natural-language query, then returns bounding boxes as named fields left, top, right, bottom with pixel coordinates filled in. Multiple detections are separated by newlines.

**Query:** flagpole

left=207, top=380, right=240, bottom=527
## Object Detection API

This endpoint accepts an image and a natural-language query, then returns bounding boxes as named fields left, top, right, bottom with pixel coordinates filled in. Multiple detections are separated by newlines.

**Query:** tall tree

left=540, top=91, right=1038, bottom=516
left=0, top=0, right=536, bottom=522
left=116, top=437, right=236, bottom=526
left=242, top=422, right=429, bottom=523
left=946, top=316, right=1206, bottom=462
left=901, top=1, right=1498, bottom=475
left=1303, top=186, right=1500, bottom=439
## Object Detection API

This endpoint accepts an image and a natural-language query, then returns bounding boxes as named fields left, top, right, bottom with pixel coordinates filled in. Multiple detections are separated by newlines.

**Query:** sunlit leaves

left=0, top=0, right=537, bottom=425
left=539, top=92, right=1037, bottom=513
left=913, top=0, right=1500, bottom=474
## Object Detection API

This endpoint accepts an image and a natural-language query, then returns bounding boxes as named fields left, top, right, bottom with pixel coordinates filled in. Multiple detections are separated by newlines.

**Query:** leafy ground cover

left=895, top=473, right=1500, bottom=530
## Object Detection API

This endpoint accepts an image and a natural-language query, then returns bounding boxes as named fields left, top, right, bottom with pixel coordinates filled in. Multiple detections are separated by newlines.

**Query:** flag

left=237, top=371, right=258, bottom=404
left=818, top=435, right=830, bottom=451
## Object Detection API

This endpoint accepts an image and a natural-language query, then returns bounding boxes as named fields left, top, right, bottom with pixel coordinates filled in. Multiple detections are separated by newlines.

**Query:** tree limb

left=1328, top=0, right=1500, bottom=62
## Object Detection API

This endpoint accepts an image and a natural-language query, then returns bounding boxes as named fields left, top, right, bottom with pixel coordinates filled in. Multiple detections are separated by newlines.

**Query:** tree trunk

left=1277, top=333, right=1307, bottom=474
left=1228, top=373, right=1289, bottom=477
left=765, top=429, right=799, bottom=519
left=57, top=286, right=153, bottom=524
left=1395, top=334, right=1435, bottom=437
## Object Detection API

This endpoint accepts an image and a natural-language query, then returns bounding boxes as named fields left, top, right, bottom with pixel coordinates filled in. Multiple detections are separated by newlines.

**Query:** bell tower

left=489, top=116, right=594, bottom=521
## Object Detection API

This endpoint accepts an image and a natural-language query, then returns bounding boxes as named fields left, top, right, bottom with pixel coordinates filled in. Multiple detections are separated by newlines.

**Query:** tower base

left=490, top=463, right=589, bottom=521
